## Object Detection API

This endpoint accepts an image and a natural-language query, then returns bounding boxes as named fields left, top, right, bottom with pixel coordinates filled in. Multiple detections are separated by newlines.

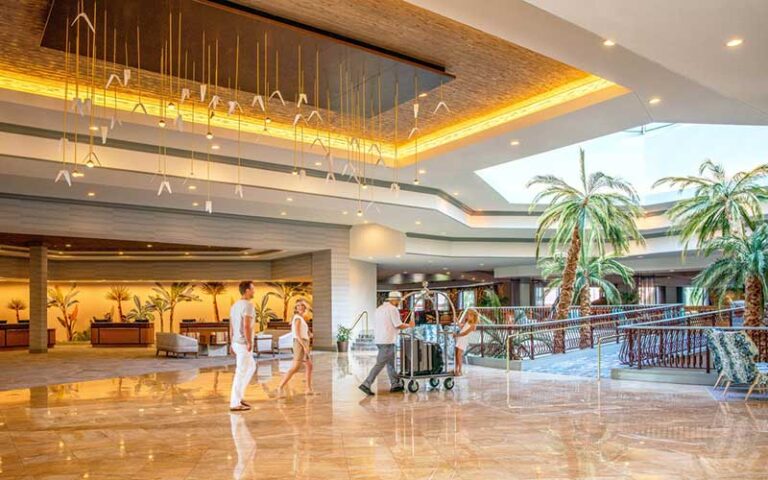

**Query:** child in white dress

left=454, top=310, right=478, bottom=376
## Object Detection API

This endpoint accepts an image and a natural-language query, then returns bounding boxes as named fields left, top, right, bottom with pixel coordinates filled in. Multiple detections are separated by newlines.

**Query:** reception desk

left=91, top=322, right=154, bottom=347
left=0, top=324, right=56, bottom=350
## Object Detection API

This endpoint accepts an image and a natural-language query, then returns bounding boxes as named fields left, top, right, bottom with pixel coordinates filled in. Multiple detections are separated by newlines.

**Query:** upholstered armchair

left=255, top=334, right=274, bottom=357
left=277, top=331, right=294, bottom=354
left=708, top=330, right=768, bottom=400
left=156, top=332, right=199, bottom=358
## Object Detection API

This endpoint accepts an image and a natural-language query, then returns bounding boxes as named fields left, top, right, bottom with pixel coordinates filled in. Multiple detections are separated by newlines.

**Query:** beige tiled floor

left=0, top=351, right=767, bottom=479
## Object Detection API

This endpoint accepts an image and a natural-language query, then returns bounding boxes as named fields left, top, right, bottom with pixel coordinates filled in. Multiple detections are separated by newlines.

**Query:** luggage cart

left=397, top=283, right=459, bottom=393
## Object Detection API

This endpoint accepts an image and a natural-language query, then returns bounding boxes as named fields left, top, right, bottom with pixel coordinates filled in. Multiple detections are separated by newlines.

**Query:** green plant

left=619, top=290, right=639, bottom=305
left=653, top=160, right=768, bottom=251
left=478, top=289, right=502, bottom=308
left=336, top=326, right=352, bottom=342
left=148, top=295, right=170, bottom=332
left=254, top=292, right=278, bottom=332
left=540, top=248, right=634, bottom=348
left=6, top=298, right=26, bottom=322
left=105, top=285, right=131, bottom=322
left=47, top=284, right=80, bottom=341
left=126, top=295, right=156, bottom=322
left=200, top=282, right=227, bottom=322
left=527, top=149, right=643, bottom=352
left=268, top=282, right=311, bottom=321
left=151, top=282, right=200, bottom=332
left=72, top=329, right=91, bottom=342
left=694, top=223, right=768, bottom=328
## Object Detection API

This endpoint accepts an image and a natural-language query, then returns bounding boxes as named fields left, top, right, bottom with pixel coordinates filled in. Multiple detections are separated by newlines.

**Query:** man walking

left=229, top=280, right=257, bottom=411
left=359, top=291, right=415, bottom=395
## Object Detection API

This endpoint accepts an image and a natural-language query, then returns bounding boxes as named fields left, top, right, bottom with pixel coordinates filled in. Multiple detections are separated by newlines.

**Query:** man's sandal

left=229, top=405, right=250, bottom=412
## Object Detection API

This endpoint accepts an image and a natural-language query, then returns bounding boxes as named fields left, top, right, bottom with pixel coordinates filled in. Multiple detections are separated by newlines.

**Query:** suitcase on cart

left=402, top=337, right=444, bottom=376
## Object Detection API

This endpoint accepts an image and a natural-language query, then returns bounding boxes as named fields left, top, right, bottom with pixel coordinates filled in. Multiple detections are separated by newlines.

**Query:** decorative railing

left=618, top=307, right=768, bottom=371
left=468, top=304, right=685, bottom=360
left=468, top=304, right=675, bottom=325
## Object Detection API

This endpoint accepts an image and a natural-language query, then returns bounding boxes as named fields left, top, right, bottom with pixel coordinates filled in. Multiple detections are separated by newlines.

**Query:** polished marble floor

left=0, top=352, right=767, bottom=479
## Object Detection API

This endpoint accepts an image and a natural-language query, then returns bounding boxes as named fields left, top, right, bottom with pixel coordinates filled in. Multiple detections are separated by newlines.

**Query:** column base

left=29, top=347, right=48, bottom=354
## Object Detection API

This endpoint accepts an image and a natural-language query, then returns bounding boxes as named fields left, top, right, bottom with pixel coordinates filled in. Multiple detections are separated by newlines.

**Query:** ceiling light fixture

left=726, top=38, right=744, bottom=48
left=413, top=178, right=420, bottom=185
left=187, top=185, right=197, bottom=191
left=211, top=144, right=220, bottom=150
left=87, top=192, right=95, bottom=197
left=286, top=197, right=293, bottom=202
left=418, top=92, right=427, bottom=98
left=206, top=131, right=213, bottom=140
left=85, top=158, right=95, bottom=168
left=418, top=169, right=427, bottom=175
left=192, top=201, right=199, bottom=207
left=88, top=125, right=99, bottom=132
left=356, top=209, right=363, bottom=217
left=118, top=251, right=124, bottom=256
left=452, top=192, right=459, bottom=196
left=158, top=118, right=166, bottom=128
left=603, top=39, right=616, bottom=47
left=509, top=140, right=520, bottom=146
left=314, top=161, right=322, bottom=166
left=65, top=244, right=71, bottom=248
left=71, top=170, right=84, bottom=178
left=280, top=211, right=287, bottom=216
left=342, top=210, right=348, bottom=215
left=648, top=97, right=661, bottom=105
left=415, top=220, right=422, bottom=225
left=146, top=244, right=153, bottom=248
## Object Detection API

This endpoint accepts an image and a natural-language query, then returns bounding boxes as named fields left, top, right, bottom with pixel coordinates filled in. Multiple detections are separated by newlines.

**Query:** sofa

left=156, top=332, right=199, bottom=358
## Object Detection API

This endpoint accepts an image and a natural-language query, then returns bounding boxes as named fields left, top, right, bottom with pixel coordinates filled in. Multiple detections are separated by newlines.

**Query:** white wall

left=348, top=260, right=377, bottom=335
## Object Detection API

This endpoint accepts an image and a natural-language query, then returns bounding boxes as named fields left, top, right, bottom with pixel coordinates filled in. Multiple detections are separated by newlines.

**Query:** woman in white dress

left=454, top=310, right=478, bottom=376
left=277, top=301, right=314, bottom=395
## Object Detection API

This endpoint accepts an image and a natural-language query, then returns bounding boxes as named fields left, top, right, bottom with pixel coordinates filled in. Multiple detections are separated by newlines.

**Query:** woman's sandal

left=229, top=405, right=250, bottom=412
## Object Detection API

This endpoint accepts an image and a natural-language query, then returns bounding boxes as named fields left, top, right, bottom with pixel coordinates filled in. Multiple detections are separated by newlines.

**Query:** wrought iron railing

left=468, top=304, right=675, bottom=325
left=617, top=307, right=768, bottom=371
left=468, top=304, right=685, bottom=360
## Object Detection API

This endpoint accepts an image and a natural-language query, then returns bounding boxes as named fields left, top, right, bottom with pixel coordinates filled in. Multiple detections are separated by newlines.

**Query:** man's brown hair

left=238, top=280, right=253, bottom=295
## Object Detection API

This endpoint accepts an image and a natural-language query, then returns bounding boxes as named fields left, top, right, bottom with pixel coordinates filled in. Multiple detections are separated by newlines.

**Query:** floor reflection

left=0, top=352, right=766, bottom=479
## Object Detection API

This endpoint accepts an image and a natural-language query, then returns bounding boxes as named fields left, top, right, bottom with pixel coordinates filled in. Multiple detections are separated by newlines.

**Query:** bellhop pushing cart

left=397, top=283, right=459, bottom=393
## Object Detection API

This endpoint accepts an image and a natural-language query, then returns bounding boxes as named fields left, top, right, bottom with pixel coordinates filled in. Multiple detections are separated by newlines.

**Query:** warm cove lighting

left=726, top=38, right=744, bottom=48
left=0, top=70, right=618, bottom=167
left=603, top=39, right=616, bottom=47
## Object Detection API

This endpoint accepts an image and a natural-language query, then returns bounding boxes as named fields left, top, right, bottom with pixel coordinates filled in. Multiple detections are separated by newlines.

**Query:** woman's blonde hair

left=466, top=310, right=479, bottom=324
left=294, top=300, right=308, bottom=314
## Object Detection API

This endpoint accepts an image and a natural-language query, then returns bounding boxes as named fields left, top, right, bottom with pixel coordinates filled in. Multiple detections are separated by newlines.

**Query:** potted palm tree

left=151, top=282, right=200, bottom=332
left=540, top=247, right=634, bottom=348
left=6, top=298, right=26, bottom=322
left=148, top=295, right=170, bottom=332
left=527, top=149, right=644, bottom=352
left=47, top=284, right=80, bottom=341
left=336, top=326, right=351, bottom=352
left=268, top=282, right=311, bottom=321
left=254, top=292, right=278, bottom=332
left=126, top=295, right=156, bottom=323
left=105, top=285, right=131, bottom=322
left=200, top=282, right=226, bottom=322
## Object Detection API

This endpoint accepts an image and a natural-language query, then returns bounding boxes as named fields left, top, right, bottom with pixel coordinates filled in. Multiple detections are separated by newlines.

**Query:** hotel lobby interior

left=1, top=0, right=768, bottom=478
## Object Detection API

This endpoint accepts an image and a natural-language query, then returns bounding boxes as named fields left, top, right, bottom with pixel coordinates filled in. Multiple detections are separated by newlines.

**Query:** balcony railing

left=468, top=304, right=687, bottom=360
left=618, top=307, right=768, bottom=372
left=469, top=304, right=674, bottom=325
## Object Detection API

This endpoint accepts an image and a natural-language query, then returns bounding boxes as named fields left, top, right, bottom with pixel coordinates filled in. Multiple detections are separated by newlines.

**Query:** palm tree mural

left=47, top=284, right=81, bottom=341
left=126, top=295, right=156, bottom=322
left=151, top=283, right=200, bottom=332
left=254, top=292, right=278, bottom=332
left=540, top=247, right=634, bottom=348
left=653, top=160, right=768, bottom=251
left=267, top=282, right=311, bottom=321
left=527, top=149, right=644, bottom=352
left=6, top=298, right=26, bottom=322
left=695, top=224, right=768, bottom=329
left=200, top=282, right=226, bottom=322
left=105, top=285, right=131, bottom=322
left=148, top=295, right=170, bottom=332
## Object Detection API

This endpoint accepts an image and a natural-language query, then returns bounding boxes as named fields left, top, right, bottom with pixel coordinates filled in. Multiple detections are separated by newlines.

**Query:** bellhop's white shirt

left=373, top=302, right=403, bottom=344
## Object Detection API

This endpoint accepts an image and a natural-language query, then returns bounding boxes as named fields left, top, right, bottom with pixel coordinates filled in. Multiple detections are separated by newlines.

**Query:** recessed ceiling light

left=726, top=38, right=743, bottom=48
left=184, top=252, right=190, bottom=256
left=418, top=92, right=427, bottom=98
left=418, top=169, right=427, bottom=175
left=446, top=271, right=451, bottom=275
left=479, top=263, right=485, bottom=266
left=187, top=185, right=197, bottom=191
left=280, top=211, right=287, bottom=216
left=415, top=220, right=422, bottom=225
left=87, top=192, right=95, bottom=197
left=509, top=140, right=520, bottom=146
left=211, top=144, right=220, bottom=150
left=192, top=202, right=199, bottom=207
left=648, top=97, right=661, bottom=105
left=286, top=197, right=293, bottom=202
left=65, top=244, right=71, bottom=248
left=146, top=244, right=153, bottom=248
left=342, top=211, right=348, bottom=215
left=89, top=125, right=99, bottom=132
left=603, top=39, right=616, bottom=47
left=58, top=250, right=63, bottom=254
left=265, top=117, right=272, bottom=124
left=452, top=192, right=459, bottom=196
left=403, top=271, right=408, bottom=274
left=206, top=131, right=214, bottom=140
left=71, top=171, right=84, bottom=178
left=314, top=161, right=322, bottom=166
left=471, top=277, right=476, bottom=281
left=118, top=251, right=124, bottom=256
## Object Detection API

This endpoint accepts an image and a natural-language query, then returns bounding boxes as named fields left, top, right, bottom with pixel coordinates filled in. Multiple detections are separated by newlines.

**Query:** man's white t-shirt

left=374, top=302, right=404, bottom=344
left=230, top=299, right=255, bottom=344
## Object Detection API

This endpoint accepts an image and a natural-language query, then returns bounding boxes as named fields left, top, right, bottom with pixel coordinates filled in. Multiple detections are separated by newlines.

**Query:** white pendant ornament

left=297, top=93, right=308, bottom=108
left=433, top=101, right=450, bottom=114
left=82, top=151, right=101, bottom=168
left=54, top=169, right=72, bottom=187
left=157, top=180, right=172, bottom=196
left=71, top=98, right=85, bottom=116
left=251, top=94, right=265, bottom=111
left=109, top=114, right=122, bottom=130
left=234, top=183, right=243, bottom=198
left=306, top=110, right=323, bottom=123
left=341, top=161, right=359, bottom=182
left=204, top=200, right=213, bottom=214
left=390, top=182, right=401, bottom=197
left=310, top=136, right=327, bottom=153
left=199, top=84, right=207, bottom=102
left=70, top=12, right=95, bottom=33
left=269, top=90, right=286, bottom=106
left=100, top=126, right=108, bottom=144
left=227, top=101, right=242, bottom=116
left=83, top=98, right=92, bottom=115
left=180, top=88, right=190, bottom=103
left=131, top=102, right=148, bottom=115
left=325, top=152, right=336, bottom=183
left=298, top=169, right=307, bottom=180
left=105, top=73, right=124, bottom=90
left=122, top=69, right=131, bottom=86
left=413, top=102, right=420, bottom=119
left=208, top=95, right=221, bottom=110
left=408, top=126, right=420, bottom=139
left=174, top=114, right=184, bottom=132
left=292, top=113, right=307, bottom=127
left=368, top=144, right=383, bottom=165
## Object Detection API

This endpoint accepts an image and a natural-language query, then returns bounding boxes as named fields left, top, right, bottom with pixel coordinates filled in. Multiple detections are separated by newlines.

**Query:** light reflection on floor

left=0, top=352, right=767, bottom=479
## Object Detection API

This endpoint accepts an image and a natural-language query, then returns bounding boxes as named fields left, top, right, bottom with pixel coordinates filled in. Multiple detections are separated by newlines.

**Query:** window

left=460, top=290, right=476, bottom=308
left=437, top=293, right=449, bottom=311
left=682, top=287, right=708, bottom=306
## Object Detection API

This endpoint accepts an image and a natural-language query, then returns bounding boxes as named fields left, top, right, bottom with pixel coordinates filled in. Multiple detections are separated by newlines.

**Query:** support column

left=311, top=249, right=350, bottom=350
left=29, top=245, right=48, bottom=354
left=518, top=278, right=532, bottom=306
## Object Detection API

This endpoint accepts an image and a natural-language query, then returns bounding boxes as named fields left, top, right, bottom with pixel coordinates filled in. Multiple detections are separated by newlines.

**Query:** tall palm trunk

left=117, top=300, right=124, bottom=322
left=553, top=228, right=581, bottom=353
left=212, top=295, right=220, bottom=322
left=158, top=312, right=165, bottom=333
left=14, top=309, right=20, bottom=322
left=169, top=307, right=175, bottom=332
left=744, top=275, right=763, bottom=332
left=578, top=286, right=592, bottom=348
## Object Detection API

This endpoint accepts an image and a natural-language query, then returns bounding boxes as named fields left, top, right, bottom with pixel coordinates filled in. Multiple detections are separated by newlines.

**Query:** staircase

left=352, top=330, right=377, bottom=351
